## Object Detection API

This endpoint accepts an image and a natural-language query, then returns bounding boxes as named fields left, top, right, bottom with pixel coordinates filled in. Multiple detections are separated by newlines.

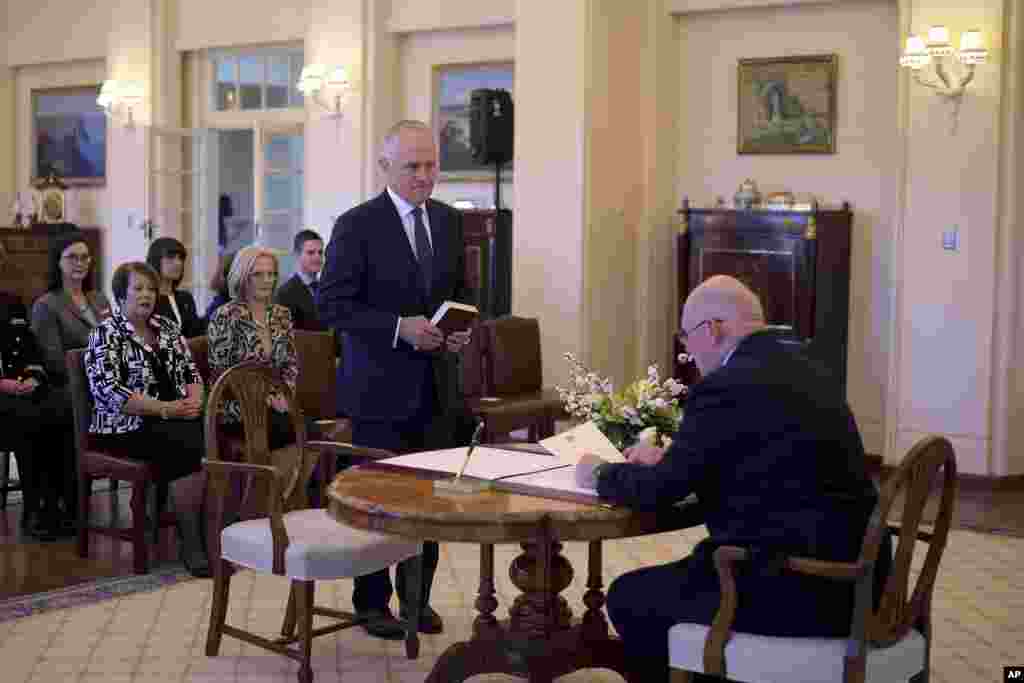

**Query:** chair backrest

left=292, top=329, right=336, bottom=420
left=64, top=348, right=93, bottom=456
left=862, top=435, right=957, bottom=646
left=481, top=315, right=543, bottom=394
left=461, top=324, right=487, bottom=398
left=204, top=360, right=313, bottom=519
left=187, top=335, right=210, bottom=383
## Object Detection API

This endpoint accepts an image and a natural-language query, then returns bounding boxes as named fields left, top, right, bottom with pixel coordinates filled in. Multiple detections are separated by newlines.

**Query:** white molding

left=666, top=0, right=839, bottom=15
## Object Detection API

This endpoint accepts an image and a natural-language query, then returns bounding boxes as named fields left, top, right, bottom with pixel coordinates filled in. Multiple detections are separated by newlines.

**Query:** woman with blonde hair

left=206, top=246, right=302, bottom=449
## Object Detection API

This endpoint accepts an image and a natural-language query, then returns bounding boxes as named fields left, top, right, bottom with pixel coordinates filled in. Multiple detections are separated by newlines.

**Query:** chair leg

left=205, top=559, right=233, bottom=656
left=280, top=582, right=298, bottom=639
left=130, top=481, right=149, bottom=574
left=294, top=580, right=315, bottom=683
left=402, top=553, right=422, bottom=660
left=77, top=475, right=92, bottom=559
left=669, top=670, right=693, bottom=683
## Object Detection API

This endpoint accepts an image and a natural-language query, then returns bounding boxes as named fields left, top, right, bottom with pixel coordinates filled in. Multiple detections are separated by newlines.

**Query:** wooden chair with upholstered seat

left=202, top=360, right=422, bottom=683
left=66, top=348, right=177, bottom=574
left=668, top=435, right=957, bottom=683
left=469, top=315, right=564, bottom=443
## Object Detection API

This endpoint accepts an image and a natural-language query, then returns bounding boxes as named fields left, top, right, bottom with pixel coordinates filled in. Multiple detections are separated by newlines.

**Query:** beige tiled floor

left=1, top=525, right=1020, bottom=682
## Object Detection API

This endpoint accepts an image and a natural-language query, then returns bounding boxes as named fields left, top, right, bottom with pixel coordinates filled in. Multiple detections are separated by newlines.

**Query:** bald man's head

left=681, top=275, right=766, bottom=375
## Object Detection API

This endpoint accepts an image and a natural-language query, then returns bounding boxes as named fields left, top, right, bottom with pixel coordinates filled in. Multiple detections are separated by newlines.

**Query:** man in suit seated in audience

left=576, top=274, right=888, bottom=683
left=275, top=230, right=326, bottom=332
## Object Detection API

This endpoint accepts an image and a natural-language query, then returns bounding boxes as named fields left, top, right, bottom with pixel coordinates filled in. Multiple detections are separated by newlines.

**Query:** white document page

left=498, top=465, right=601, bottom=500
left=540, top=421, right=626, bottom=466
left=379, top=447, right=562, bottom=480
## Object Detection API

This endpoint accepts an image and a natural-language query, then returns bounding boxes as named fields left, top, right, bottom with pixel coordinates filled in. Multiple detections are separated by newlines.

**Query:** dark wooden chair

left=468, top=315, right=563, bottom=443
left=668, top=435, right=957, bottom=683
left=202, top=361, right=422, bottom=683
left=66, top=348, right=177, bottom=574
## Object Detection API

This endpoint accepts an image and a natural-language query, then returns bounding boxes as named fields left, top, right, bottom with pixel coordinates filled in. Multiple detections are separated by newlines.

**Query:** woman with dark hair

left=146, top=237, right=203, bottom=339
left=84, top=261, right=210, bottom=577
left=31, top=232, right=112, bottom=386
left=201, top=250, right=236, bottom=331
left=0, top=242, right=75, bottom=539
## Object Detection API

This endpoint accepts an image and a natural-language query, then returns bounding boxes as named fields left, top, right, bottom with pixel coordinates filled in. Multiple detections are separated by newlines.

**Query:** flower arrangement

left=556, top=352, right=687, bottom=451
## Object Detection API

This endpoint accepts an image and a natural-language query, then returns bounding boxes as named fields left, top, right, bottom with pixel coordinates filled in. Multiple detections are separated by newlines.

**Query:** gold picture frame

left=737, top=54, right=837, bottom=155
left=432, top=61, right=514, bottom=182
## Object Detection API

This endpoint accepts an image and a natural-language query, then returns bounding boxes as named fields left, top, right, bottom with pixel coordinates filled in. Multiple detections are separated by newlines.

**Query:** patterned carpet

left=0, top=564, right=194, bottom=623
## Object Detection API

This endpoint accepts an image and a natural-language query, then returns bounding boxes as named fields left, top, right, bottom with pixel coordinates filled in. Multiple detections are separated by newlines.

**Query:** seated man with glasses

left=577, top=274, right=887, bottom=683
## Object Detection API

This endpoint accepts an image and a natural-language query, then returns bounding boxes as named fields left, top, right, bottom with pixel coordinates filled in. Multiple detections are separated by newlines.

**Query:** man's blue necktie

left=412, top=207, right=433, bottom=292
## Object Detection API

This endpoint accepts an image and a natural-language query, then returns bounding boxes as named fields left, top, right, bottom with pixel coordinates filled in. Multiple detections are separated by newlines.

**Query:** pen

left=454, top=420, right=486, bottom=482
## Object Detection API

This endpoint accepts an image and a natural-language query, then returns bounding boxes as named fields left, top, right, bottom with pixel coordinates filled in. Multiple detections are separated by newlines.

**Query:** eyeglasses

left=676, top=318, right=718, bottom=344
left=62, top=253, right=92, bottom=264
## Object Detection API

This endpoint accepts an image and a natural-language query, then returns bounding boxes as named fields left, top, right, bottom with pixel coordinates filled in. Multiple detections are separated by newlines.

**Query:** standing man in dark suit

left=274, top=230, right=326, bottom=332
left=318, top=120, right=472, bottom=639
left=577, top=275, right=885, bottom=683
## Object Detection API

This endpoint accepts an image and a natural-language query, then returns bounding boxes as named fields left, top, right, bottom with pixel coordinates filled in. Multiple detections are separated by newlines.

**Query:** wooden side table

left=327, top=466, right=703, bottom=683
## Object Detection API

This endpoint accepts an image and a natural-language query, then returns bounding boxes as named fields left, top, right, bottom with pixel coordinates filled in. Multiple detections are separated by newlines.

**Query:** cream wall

left=175, top=0, right=308, bottom=51
left=396, top=25, right=515, bottom=209
left=4, top=1, right=109, bottom=66
left=388, top=0, right=515, bottom=34
left=676, top=0, right=899, bottom=455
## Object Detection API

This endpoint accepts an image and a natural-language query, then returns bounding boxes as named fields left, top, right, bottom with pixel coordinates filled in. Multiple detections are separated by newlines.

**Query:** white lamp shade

left=297, top=64, right=326, bottom=94
left=927, top=25, right=950, bottom=45
left=96, top=80, right=118, bottom=108
left=899, top=35, right=931, bottom=69
left=959, top=30, right=982, bottom=51
left=958, top=29, right=988, bottom=64
left=326, top=66, right=350, bottom=88
left=117, top=81, right=144, bottom=104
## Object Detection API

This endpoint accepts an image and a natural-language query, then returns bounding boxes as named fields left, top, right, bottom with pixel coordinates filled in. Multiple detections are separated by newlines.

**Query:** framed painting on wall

left=432, top=61, right=514, bottom=181
left=32, top=85, right=107, bottom=186
left=737, top=54, right=837, bottom=155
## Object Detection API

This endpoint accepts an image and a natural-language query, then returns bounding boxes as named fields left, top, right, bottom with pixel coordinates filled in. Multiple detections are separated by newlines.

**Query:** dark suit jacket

left=319, top=191, right=468, bottom=423
left=275, top=273, right=325, bottom=332
left=0, top=293, right=46, bottom=383
left=30, top=290, right=112, bottom=386
left=598, top=329, right=881, bottom=635
left=154, top=289, right=203, bottom=339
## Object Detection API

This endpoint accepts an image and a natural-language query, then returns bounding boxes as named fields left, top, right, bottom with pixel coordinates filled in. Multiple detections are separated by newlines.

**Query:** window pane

left=215, top=57, right=238, bottom=111
left=266, top=56, right=289, bottom=108
left=239, top=56, right=263, bottom=110
left=290, top=55, right=304, bottom=107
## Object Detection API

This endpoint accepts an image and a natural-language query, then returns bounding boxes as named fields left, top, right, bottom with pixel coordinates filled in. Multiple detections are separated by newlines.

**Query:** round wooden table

left=327, top=465, right=704, bottom=683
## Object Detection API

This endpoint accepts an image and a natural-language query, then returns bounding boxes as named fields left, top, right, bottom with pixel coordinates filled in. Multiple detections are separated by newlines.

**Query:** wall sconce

left=900, top=26, right=988, bottom=132
left=296, top=64, right=352, bottom=117
left=96, top=80, right=144, bottom=127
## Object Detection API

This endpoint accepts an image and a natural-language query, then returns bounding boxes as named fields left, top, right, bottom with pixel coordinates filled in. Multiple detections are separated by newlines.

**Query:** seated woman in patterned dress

left=84, top=261, right=210, bottom=577
left=206, top=245, right=309, bottom=451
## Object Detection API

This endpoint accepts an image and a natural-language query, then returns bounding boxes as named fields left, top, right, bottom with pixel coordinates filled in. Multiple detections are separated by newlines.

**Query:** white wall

left=175, top=0, right=309, bottom=51
left=5, top=1, right=110, bottom=66
left=388, top=0, right=515, bottom=34
left=677, top=0, right=900, bottom=454
left=397, top=25, right=515, bottom=209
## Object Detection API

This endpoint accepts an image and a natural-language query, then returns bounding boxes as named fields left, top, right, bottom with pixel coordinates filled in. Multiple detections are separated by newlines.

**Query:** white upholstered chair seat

left=221, top=508, right=422, bottom=581
left=668, top=622, right=926, bottom=683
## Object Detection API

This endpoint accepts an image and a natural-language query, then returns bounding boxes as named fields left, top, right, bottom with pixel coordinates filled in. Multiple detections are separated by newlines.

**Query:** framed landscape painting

left=32, top=86, right=107, bottom=185
left=737, top=54, right=837, bottom=155
left=433, top=61, right=514, bottom=181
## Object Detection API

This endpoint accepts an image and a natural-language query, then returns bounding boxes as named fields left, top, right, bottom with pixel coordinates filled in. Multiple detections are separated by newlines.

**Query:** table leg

left=473, top=543, right=502, bottom=640
left=427, top=536, right=638, bottom=683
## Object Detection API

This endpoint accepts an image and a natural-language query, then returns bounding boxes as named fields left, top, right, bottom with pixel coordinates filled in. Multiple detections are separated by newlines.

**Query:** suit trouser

left=0, top=388, right=74, bottom=515
left=606, top=540, right=891, bottom=683
left=347, top=378, right=446, bottom=613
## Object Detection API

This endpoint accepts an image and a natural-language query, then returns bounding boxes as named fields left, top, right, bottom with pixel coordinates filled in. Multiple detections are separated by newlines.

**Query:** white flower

left=637, top=426, right=659, bottom=446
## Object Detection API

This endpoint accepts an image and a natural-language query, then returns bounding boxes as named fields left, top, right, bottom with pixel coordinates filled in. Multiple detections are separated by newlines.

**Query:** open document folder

left=539, top=421, right=627, bottom=466
left=375, top=447, right=564, bottom=480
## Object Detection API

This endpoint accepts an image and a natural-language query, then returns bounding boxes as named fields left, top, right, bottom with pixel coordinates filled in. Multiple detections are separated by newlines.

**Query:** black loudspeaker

left=469, top=88, right=514, bottom=165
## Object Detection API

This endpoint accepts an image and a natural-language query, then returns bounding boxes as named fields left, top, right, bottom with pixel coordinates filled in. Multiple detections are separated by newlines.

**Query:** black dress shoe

left=356, top=608, right=407, bottom=640
left=400, top=605, right=444, bottom=634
